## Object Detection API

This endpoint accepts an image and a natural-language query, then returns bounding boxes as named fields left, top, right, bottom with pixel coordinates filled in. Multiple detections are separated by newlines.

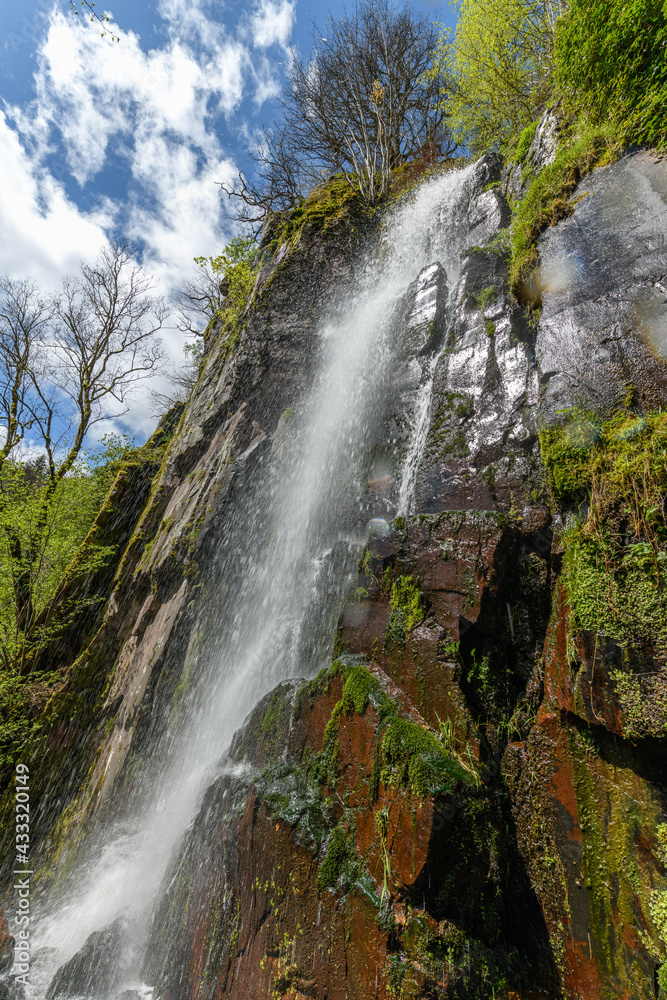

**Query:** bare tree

left=0, top=241, right=166, bottom=650
left=39, top=241, right=166, bottom=489
left=221, top=0, right=456, bottom=224
left=0, top=278, right=53, bottom=471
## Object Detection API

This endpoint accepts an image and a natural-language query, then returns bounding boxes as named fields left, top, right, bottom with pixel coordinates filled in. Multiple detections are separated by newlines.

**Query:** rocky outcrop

left=537, top=150, right=667, bottom=418
left=9, top=146, right=667, bottom=1000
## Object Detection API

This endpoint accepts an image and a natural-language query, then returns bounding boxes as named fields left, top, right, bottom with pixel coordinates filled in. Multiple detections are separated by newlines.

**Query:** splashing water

left=24, top=163, right=479, bottom=998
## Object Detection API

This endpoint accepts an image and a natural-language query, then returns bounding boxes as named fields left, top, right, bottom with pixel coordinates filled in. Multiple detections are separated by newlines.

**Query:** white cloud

left=250, top=0, right=295, bottom=48
left=0, top=109, right=111, bottom=286
left=0, top=0, right=295, bottom=437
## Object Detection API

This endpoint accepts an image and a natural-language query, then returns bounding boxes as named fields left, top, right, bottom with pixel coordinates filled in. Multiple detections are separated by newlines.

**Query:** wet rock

left=0, top=907, right=13, bottom=973
left=399, top=261, right=449, bottom=359
left=536, top=150, right=667, bottom=420
left=466, top=188, right=511, bottom=247
left=529, top=109, right=560, bottom=172
left=414, top=241, right=543, bottom=516
left=46, top=918, right=128, bottom=1000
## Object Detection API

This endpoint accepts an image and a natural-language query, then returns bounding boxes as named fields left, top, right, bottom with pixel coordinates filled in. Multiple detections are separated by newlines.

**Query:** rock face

left=0, top=906, right=13, bottom=973
left=537, top=151, right=667, bottom=419
left=46, top=920, right=128, bottom=1000
left=4, top=150, right=667, bottom=1000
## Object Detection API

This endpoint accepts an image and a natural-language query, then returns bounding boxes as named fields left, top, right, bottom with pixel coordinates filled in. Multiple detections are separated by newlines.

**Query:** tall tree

left=433, top=0, right=566, bottom=154
left=221, top=0, right=456, bottom=222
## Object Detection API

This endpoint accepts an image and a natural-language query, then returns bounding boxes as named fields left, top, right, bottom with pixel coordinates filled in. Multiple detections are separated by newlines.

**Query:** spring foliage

left=432, top=0, right=564, bottom=154
left=0, top=436, right=131, bottom=673
left=554, top=0, right=667, bottom=148
left=194, top=236, right=257, bottom=335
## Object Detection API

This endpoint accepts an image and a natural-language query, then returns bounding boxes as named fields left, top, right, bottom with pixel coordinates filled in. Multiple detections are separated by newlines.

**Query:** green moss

left=657, top=824, right=667, bottom=866
left=470, top=286, right=497, bottom=311
left=386, top=954, right=408, bottom=998
left=542, top=409, right=667, bottom=665
left=379, top=715, right=470, bottom=797
left=426, top=392, right=474, bottom=461
left=259, top=685, right=293, bottom=759
left=316, top=825, right=358, bottom=892
left=510, top=123, right=622, bottom=297
left=485, top=320, right=496, bottom=338
left=383, top=576, right=424, bottom=652
left=270, top=174, right=369, bottom=252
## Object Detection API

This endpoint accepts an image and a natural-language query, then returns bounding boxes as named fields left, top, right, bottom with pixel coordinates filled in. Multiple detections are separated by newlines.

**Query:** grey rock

left=415, top=243, right=540, bottom=514
left=400, top=262, right=449, bottom=359
left=466, top=189, right=511, bottom=248
left=46, top=919, right=129, bottom=1000
left=501, top=108, right=561, bottom=203
left=528, top=110, right=560, bottom=172
left=536, top=150, right=667, bottom=421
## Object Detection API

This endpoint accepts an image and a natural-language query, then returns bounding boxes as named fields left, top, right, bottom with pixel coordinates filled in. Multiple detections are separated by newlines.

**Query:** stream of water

left=23, top=162, right=478, bottom=1000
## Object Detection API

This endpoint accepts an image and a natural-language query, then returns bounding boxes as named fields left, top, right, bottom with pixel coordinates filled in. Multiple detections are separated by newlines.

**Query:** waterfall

left=25, top=162, right=477, bottom=1000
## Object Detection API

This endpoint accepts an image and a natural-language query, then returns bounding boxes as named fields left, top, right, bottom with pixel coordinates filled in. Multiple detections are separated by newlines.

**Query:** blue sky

left=0, top=0, right=452, bottom=441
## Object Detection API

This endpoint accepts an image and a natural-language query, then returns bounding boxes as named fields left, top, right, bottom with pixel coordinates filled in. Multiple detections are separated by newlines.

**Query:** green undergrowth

left=541, top=408, right=667, bottom=696
left=510, top=123, right=622, bottom=297
left=555, top=0, right=667, bottom=150
left=0, top=412, right=181, bottom=777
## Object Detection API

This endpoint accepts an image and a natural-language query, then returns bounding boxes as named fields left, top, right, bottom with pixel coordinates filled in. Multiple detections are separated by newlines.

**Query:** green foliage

left=0, top=435, right=132, bottom=670
left=194, top=235, right=257, bottom=338
left=432, top=0, right=560, bottom=154
left=0, top=669, right=64, bottom=769
left=510, top=123, right=621, bottom=294
left=555, top=0, right=667, bottom=148
left=0, top=434, right=135, bottom=766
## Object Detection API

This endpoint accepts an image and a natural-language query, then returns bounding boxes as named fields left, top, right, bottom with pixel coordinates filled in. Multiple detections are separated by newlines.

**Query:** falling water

left=23, top=162, right=478, bottom=999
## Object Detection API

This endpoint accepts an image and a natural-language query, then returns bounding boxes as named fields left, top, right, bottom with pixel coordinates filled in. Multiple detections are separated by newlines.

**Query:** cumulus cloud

left=250, top=0, right=295, bottom=48
left=0, top=0, right=295, bottom=437
left=0, top=109, right=111, bottom=285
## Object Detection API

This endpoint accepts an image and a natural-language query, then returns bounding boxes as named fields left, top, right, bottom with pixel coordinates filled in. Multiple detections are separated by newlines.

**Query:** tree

left=0, top=242, right=166, bottom=670
left=221, top=0, right=456, bottom=222
left=433, top=0, right=566, bottom=155
left=69, top=0, right=120, bottom=42
left=152, top=236, right=257, bottom=414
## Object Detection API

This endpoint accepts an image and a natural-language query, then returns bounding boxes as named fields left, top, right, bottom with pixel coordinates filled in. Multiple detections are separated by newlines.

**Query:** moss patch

left=383, top=576, right=425, bottom=653
left=510, top=123, right=622, bottom=297
left=316, top=825, right=358, bottom=892
left=269, top=174, right=370, bottom=253
left=543, top=409, right=667, bottom=658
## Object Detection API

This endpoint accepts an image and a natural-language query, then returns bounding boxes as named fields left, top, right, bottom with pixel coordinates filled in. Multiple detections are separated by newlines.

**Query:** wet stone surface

left=537, top=151, right=667, bottom=420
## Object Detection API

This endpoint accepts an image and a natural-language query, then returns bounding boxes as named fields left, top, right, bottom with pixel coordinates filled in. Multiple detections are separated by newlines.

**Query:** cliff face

left=5, top=150, right=667, bottom=1000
